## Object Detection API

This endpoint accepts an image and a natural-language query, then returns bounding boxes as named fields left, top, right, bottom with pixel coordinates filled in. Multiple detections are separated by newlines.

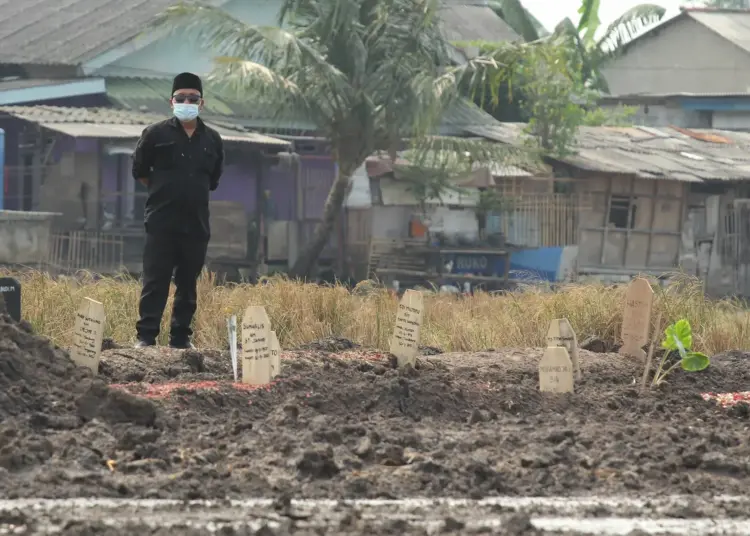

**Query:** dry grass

left=12, top=270, right=750, bottom=355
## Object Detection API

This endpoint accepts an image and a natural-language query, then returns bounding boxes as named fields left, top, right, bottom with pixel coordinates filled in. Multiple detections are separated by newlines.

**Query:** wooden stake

left=640, top=312, right=662, bottom=394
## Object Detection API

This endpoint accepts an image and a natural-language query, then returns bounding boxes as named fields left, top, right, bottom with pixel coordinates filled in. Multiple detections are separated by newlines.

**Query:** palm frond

left=151, top=0, right=559, bottom=277
left=449, top=41, right=541, bottom=112
left=206, top=57, right=330, bottom=126
left=388, top=135, right=545, bottom=206
left=153, top=3, right=300, bottom=63
left=487, top=0, right=542, bottom=43
left=576, top=0, right=601, bottom=45
left=524, top=8, right=551, bottom=38
left=407, top=136, right=545, bottom=175
left=551, top=17, right=599, bottom=88
left=153, top=2, right=355, bottom=112
left=596, top=4, right=666, bottom=55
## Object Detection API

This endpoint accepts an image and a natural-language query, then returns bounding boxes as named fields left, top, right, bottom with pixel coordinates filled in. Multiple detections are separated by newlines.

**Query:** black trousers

left=136, top=232, right=208, bottom=343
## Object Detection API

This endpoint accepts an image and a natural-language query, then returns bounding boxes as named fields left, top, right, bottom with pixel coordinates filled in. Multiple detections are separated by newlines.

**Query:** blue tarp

left=510, top=247, right=564, bottom=282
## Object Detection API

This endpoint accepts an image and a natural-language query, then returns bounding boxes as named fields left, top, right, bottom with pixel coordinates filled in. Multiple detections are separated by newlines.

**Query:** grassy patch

left=14, top=271, right=750, bottom=354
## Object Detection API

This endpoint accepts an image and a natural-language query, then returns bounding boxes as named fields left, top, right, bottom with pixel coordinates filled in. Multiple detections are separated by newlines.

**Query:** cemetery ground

left=1, top=271, right=750, bottom=533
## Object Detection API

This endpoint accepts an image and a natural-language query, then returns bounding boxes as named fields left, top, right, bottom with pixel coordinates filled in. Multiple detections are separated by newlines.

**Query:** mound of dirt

left=0, top=312, right=163, bottom=489
left=295, top=337, right=360, bottom=352
left=2, top=310, right=749, bottom=503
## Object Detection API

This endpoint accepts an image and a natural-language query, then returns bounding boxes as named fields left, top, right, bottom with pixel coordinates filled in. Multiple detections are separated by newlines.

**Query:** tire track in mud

left=2, top=496, right=750, bottom=534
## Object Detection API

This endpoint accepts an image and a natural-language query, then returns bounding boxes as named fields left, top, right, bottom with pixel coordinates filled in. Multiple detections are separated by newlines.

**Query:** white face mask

left=173, top=103, right=200, bottom=122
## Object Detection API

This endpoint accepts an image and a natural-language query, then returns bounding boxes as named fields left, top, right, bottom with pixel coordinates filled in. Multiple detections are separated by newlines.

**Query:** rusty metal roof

left=470, top=123, right=750, bottom=182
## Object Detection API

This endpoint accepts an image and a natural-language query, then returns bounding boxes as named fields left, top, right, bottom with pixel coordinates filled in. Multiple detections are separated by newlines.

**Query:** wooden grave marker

left=389, top=289, right=424, bottom=368
left=546, top=318, right=580, bottom=380
left=241, top=306, right=272, bottom=385
left=538, top=346, right=574, bottom=393
left=70, top=297, right=106, bottom=374
left=227, top=315, right=238, bottom=381
left=620, top=278, right=653, bottom=361
left=269, top=330, right=281, bottom=378
left=0, top=277, right=21, bottom=322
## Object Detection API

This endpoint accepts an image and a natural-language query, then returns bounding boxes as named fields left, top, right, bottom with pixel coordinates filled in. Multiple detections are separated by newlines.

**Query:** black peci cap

left=172, top=72, right=203, bottom=96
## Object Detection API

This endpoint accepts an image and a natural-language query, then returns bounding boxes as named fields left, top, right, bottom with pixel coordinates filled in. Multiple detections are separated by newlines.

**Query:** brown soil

left=0, top=310, right=749, bottom=505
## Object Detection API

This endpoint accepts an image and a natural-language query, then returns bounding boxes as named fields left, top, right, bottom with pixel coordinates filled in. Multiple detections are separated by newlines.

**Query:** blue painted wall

left=680, top=98, right=750, bottom=112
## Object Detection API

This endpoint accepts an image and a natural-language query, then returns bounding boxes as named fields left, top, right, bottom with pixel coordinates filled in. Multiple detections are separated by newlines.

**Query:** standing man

left=131, top=72, right=224, bottom=349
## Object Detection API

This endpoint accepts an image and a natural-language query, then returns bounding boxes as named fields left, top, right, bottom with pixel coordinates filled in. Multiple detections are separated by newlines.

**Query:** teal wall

left=94, top=0, right=281, bottom=77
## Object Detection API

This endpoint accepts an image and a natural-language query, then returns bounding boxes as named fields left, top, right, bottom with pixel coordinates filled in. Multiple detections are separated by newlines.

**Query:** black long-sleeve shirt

left=132, top=116, right=224, bottom=239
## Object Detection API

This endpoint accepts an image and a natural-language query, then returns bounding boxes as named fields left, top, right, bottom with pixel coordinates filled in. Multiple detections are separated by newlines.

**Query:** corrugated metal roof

left=0, top=0, right=518, bottom=66
left=0, top=104, right=161, bottom=124
left=0, top=105, right=290, bottom=146
left=0, top=78, right=91, bottom=91
left=378, top=177, right=479, bottom=206
left=210, top=126, right=290, bottom=146
left=107, top=76, right=502, bottom=136
left=106, top=77, right=316, bottom=132
left=365, top=148, right=534, bottom=182
left=440, top=99, right=502, bottom=136
left=0, top=0, right=227, bottom=65
left=617, top=9, right=750, bottom=60
left=40, top=123, right=147, bottom=138
left=470, top=123, right=750, bottom=182
left=439, top=3, right=521, bottom=44
left=601, top=91, right=750, bottom=101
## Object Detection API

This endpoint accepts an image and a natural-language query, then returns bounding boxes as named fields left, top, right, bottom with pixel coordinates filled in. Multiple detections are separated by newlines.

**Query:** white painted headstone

left=389, top=289, right=424, bottom=368
left=227, top=315, right=238, bottom=382
left=269, top=330, right=281, bottom=379
left=538, top=346, right=574, bottom=393
left=546, top=318, right=580, bottom=380
left=620, top=278, right=654, bottom=361
left=241, top=306, right=271, bottom=385
left=70, top=297, right=106, bottom=374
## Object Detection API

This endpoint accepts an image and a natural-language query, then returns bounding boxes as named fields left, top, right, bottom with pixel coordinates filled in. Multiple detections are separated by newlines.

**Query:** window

left=608, top=195, right=636, bottom=229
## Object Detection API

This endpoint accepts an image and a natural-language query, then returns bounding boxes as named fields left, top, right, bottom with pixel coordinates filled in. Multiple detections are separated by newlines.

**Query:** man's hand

left=132, top=127, right=154, bottom=185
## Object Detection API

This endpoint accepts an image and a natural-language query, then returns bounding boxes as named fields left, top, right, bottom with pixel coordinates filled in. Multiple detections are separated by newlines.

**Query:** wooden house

left=473, top=122, right=750, bottom=295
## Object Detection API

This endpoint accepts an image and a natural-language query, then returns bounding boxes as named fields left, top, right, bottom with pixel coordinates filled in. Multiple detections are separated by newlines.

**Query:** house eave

left=0, top=78, right=106, bottom=105
left=81, top=0, right=234, bottom=75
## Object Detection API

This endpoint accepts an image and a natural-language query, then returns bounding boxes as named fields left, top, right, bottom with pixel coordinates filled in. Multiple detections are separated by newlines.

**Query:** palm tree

left=490, top=0, right=666, bottom=92
left=487, top=0, right=549, bottom=42
left=156, top=0, right=534, bottom=278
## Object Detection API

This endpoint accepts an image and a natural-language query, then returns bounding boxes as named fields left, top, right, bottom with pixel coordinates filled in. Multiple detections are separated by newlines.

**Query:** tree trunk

left=476, top=212, right=487, bottom=241
left=289, top=163, right=354, bottom=279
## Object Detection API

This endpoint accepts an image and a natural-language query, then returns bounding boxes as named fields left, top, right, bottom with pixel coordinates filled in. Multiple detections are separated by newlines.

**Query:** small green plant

left=652, top=319, right=710, bottom=386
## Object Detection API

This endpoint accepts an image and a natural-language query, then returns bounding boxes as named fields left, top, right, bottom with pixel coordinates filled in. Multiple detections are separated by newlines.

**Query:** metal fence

left=492, top=194, right=588, bottom=248
left=48, top=231, right=125, bottom=274
left=717, top=200, right=750, bottom=296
